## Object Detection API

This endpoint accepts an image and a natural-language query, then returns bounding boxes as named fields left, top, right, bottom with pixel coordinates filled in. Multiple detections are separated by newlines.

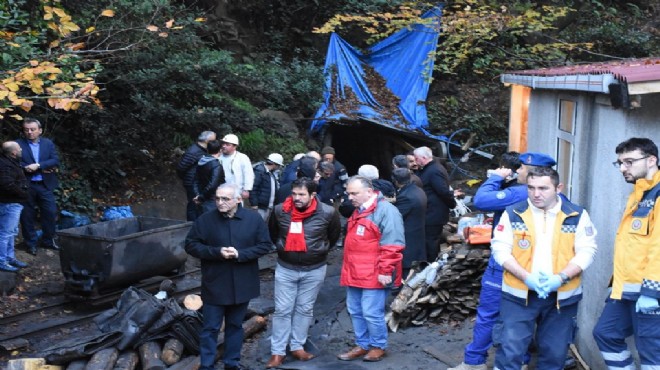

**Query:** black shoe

left=8, top=258, right=28, bottom=268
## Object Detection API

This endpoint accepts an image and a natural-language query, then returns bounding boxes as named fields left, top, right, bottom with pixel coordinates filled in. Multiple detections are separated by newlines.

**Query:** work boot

left=265, top=355, right=285, bottom=368
left=337, top=346, right=368, bottom=361
left=8, top=258, right=28, bottom=268
left=41, top=240, right=60, bottom=251
left=363, top=348, right=387, bottom=362
left=0, top=261, right=19, bottom=272
left=448, top=363, right=487, bottom=370
left=290, top=349, right=315, bottom=361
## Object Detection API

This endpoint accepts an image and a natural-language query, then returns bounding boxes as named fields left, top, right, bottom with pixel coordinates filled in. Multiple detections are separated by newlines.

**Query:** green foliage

left=55, top=162, right=95, bottom=212
left=237, top=128, right=307, bottom=164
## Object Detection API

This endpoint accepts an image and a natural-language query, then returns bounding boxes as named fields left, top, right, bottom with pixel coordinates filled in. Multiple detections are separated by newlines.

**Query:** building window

left=557, top=99, right=576, bottom=198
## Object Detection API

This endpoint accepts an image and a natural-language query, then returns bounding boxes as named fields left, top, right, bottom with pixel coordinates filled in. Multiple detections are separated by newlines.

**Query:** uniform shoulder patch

left=496, top=191, right=506, bottom=199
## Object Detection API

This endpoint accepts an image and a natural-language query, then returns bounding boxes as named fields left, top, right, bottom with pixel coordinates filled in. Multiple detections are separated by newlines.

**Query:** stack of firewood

left=387, top=232, right=491, bottom=332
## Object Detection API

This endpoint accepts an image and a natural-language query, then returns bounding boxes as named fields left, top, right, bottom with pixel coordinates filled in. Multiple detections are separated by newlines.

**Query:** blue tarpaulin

left=311, top=6, right=443, bottom=136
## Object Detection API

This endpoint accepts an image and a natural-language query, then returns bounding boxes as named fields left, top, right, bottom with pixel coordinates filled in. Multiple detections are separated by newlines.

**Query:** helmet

left=221, top=134, right=239, bottom=146
left=267, top=153, right=284, bottom=166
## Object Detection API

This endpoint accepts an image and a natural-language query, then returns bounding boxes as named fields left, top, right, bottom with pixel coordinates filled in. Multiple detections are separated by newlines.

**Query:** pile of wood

left=387, top=233, right=491, bottom=332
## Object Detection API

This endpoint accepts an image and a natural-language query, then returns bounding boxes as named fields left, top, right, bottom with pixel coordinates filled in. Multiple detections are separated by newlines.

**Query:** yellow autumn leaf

left=171, top=26, right=184, bottom=30
left=0, top=91, right=9, bottom=99
left=53, top=8, right=67, bottom=18
left=19, top=100, right=34, bottom=112
left=75, top=73, right=85, bottom=79
left=7, top=42, right=20, bottom=47
left=47, top=22, right=58, bottom=32
left=5, top=82, right=20, bottom=92
left=86, top=26, right=95, bottom=33
left=101, top=9, right=115, bottom=17
left=43, top=66, right=63, bottom=74
left=43, top=12, right=53, bottom=21
left=69, top=42, right=85, bottom=50
left=146, top=25, right=159, bottom=32
left=165, top=19, right=174, bottom=28
left=49, top=40, right=60, bottom=48
left=29, top=60, right=39, bottom=67
left=158, top=32, right=168, bottom=38
left=30, top=79, right=44, bottom=94
left=10, top=114, right=23, bottom=120
left=47, top=98, right=58, bottom=107
left=194, top=17, right=207, bottom=22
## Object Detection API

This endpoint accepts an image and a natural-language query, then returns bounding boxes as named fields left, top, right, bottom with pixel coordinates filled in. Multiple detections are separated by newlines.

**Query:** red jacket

left=340, top=196, right=405, bottom=288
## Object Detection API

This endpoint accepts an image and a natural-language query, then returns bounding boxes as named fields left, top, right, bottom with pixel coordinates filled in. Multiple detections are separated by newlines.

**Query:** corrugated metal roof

left=502, top=58, right=660, bottom=83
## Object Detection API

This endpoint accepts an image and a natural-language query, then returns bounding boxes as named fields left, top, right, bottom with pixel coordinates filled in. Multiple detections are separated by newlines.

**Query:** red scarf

left=282, top=196, right=317, bottom=252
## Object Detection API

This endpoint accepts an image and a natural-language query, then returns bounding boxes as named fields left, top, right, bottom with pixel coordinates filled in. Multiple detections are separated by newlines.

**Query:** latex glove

left=524, top=272, right=547, bottom=298
left=636, top=295, right=660, bottom=314
left=539, top=271, right=563, bottom=295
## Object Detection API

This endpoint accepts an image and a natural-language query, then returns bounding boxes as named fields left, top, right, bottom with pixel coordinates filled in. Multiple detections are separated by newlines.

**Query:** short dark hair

left=500, top=151, right=521, bottom=171
left=392, top=154, right=408, bottom=169
left=292, top=177, right=318, bottom=194
left=206, top=140, right=221, bottom=155
left=615, top=138, right=658, bottom=159
left=23, top=118, right=42, bottom=128
left=391, top=167, right=411, bottom=186
left=527, top=166, right=560, bottom=187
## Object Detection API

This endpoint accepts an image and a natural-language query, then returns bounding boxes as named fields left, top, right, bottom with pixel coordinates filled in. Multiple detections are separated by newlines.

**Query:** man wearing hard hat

left=219, top=134, right=254, bottom=203
left=250, top=153, right=284, bottom=222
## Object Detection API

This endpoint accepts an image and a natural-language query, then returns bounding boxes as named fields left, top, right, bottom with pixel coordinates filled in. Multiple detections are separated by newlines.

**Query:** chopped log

left=161, top=338, right=184, bottom=365
left=112, top=351, right=138, bottom=370
left=138, top=342, right=165, bottom=370
left=445, top=234, right=463, bottom=244
left=84, top=347, right=118, bottom=370
left=66, top=360, right=87, bottom=370
left=183, top=295, right=203, bottom=311
left=8, top=358, right=45, bottom=370
left=39, top=366, right=63, bottom=370
left=214, top=315, right=267, bottom=361
left=166, top=356, right=200, bottom=370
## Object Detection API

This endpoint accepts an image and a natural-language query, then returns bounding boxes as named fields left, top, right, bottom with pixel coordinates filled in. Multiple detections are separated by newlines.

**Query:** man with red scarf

left=266, top=177, right=340, bottom=368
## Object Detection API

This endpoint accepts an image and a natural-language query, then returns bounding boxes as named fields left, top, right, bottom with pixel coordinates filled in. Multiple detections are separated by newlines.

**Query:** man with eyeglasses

left=185, top=183, right=272, bottom=370
left=594, top=137, right=660, bottom=370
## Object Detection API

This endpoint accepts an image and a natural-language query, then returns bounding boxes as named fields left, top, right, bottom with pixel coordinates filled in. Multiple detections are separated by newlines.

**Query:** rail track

left=0, top=268, right=202, bottom=347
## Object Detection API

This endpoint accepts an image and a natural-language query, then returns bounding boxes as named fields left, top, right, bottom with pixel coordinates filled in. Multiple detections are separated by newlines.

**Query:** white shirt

left=492, top=198, right=598, bottom=273
left=219, top=151, right=255, bottom=193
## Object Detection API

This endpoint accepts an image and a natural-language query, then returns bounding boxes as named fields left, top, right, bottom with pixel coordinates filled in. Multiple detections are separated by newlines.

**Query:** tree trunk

left=84, top=347, right=119, bottom=370
left=112, top=351, right=139, bottom=370
left=161, top=338, right=184, bottom=365
left=138, top=342, right=165, bottom=370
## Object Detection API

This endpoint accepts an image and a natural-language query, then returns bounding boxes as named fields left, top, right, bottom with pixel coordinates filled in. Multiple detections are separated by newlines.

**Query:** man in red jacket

left=337, top=176, right=405, bottom=362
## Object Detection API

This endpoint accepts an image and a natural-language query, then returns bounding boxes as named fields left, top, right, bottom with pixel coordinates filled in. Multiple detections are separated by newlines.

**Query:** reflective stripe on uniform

left=602, top=350, right=632, bottom=362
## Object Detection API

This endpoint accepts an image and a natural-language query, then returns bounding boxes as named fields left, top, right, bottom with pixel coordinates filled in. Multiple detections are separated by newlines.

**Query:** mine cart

left=57, top=217, right=191, bottom=295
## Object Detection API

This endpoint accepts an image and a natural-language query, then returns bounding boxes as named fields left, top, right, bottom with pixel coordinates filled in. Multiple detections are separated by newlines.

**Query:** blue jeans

left=346, top=286, right=389, bottom=350
left=0, top=203, right=23, bottom=263
left=20, top=182, right=57, bottom=247
left=464, top=263, right=502, bottom=365
left=494, top=294, right=577, bottom=370
left=593, top=298, right=660, bottom=369
left=271, top=264, right=327, bottom=355
left=200, top=302, right=249, bottom=370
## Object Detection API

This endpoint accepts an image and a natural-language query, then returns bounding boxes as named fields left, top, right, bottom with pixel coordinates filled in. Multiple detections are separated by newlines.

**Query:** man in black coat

left=392, top=168, right=427, bottom=279
left=250, top=153, right=283, bottom=222
left=185, top=183, right=272, bottom=370
left=193, top=140, right=224, bottom=216
left=414, top=146, right=456, bottom=262
left=17, top=118, right=60, bottom=254
left=177, top=130, right=216, bottom=221
left=0, top=141, right=30, bottom=271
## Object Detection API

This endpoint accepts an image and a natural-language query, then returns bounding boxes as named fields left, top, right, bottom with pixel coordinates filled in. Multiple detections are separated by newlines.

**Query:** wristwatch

left=558, top=272, right=570, bottom=285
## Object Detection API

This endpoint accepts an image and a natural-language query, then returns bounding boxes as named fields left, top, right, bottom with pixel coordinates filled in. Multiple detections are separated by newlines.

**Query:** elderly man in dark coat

left=185, top=183, right=272, bottom=370
left=392, top=168, right=427, bottom=280
left=414, top=146, right=456, bottom=262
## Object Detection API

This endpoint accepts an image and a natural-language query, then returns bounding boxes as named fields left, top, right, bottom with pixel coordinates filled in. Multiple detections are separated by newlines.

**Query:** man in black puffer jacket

left=266, top=177, right=340, bottom=368
left=193, top=140, right=224, bottom=216
left=250, top=153, right=283, bottom=222
left=0, top=141, right=29, bottom=271
left=177, top=130, right=216, bottom=221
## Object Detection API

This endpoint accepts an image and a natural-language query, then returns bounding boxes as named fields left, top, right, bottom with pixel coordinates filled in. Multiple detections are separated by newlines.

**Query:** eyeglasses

left=215, top=196, right=234, bottom=203
left=612, top=156, right=649, bottom=169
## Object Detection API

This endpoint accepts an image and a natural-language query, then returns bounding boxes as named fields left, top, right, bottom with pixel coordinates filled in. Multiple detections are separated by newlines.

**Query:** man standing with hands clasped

left=185, top=183, right=272, bottom=370
left=490, top=167, right=597, bottom=370
left=594, top=138, right=660, bottom=370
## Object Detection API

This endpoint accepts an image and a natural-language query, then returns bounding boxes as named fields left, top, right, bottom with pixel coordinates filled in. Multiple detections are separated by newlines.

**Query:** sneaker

left=0, top=261, right=19, bottom=272
left=8, top=258, right=28, bottom=268
left=448, top=363, right=487, bottom=370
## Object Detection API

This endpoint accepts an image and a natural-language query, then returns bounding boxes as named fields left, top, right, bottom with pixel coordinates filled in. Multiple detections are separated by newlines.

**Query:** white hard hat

left=221, top=134, right=239, bottom=146
left=267, top=153, right=284, bottom=166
